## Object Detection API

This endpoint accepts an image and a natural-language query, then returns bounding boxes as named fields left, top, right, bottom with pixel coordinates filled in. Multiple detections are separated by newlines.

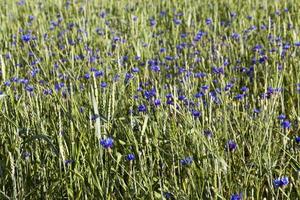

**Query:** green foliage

left=0, top=0, right=300, bottom=199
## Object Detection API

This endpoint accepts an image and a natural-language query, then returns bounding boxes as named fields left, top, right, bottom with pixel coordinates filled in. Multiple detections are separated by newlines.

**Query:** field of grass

left=1, top=0, right=300, bottom=199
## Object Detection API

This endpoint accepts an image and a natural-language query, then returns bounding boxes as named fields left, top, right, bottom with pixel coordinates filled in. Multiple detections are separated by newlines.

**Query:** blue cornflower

left=212, top=67, right=224, bottom=75
left=205, top=18, right=212, bottom=25
left=166, top=94, right=173, bottom=99
left=22, top=151, right=31, bottom=159
left=192, top=110, right=201, bottom=118
left=230, top=193, right=242, bottom=200
left=278, top=114, right=286, bottom=120
left=154, top=99, right=161, bottom=106
left=258, top=55, right=268, bottom=64
left=160, top=48, right=166, bottom=53
left=100, top=137, right=114, bottom=149
left=254, top=108, right=260, bottom=114
left=195, top=91, right=204, bottom=98
left=226, top=140, right=237, bottom=152
left=194, top=72, right=206, bottom=78
left=65, top=159, right=74, bottom=166
left=151, top=65, right=160, bottom=72
left=235, top=94, right=245, bottom=100
left=230, top=12, right=237, bottom=18
left=252, top=44, right=263, bottom=52
left=43, top=89, right=53, bottom=95
left=149, top=18, right=156, bottom=27
left=281, top=120, right=291, bottom=129
left=94, top=70, right=104, bottom=78
left=194, top=30, right=205, bottom=42
left=178, top=95, right=186, bottom=101
left=132, top=67, right=140, bottom=73
left=231, top=33, right=240, bottom=40
left=84, top=73, right=90, bottom=79
left=180, top=156, right=193, bottom=166
left=126, top=153, right=135, bottom=161
left=273, top=177, right=289, bottom=188
left=125, top=73, right=134, bottom=82
left=21, top=34, right=31, bottom=42
left=224, top=83, right=234, bottom=91
left=138, top=104, right=147, bottom=112
left=203, top=130, right=213, bottom=138
left=166, top=98, right=173, bottom=105
left=100, top=82, right=107, bottom=88
left=19, top=78, right=29, bottom=85
left=132, top=16, right=138, bottom=21
left=55, top=82, right=65, bottom=91
left=240, top=86, right=248, bottom=93
left=173, top=18, right=181, bottom=25
left=201, top=85, right=209, bottom=91
left=295, top=136, right=300, bottom=143
left=25, top=85, right=34, bottom=92
left=163, top=192, right=174, bottom=199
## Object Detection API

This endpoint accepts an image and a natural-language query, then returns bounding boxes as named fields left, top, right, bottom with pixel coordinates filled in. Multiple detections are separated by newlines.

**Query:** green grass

left=1, top=0, right=300, bottom=199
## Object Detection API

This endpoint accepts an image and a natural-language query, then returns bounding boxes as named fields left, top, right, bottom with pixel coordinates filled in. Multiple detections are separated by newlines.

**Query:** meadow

left=1, top=0, right=300, bottom=199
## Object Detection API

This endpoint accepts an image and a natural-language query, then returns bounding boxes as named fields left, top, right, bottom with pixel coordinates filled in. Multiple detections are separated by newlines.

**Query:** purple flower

left=84, top=73, right=90, bottom=79
left=150, top=65, right=160, bottom=72
left=173, top=18, right=181, bottom=25
left=126, top=153, right=135, bottom=161
left=100, top=82, right=107, bottom=88
left=132, top=67, right=140, bottom=73
left=154, top=99, right=161, bottom=106
left=273, top=177, right=289, bottom=188
left=230, top=193, right=242, bottom=200
left=138, top=104, right=147, bottom=112
left=212, top=67, right=224, bottom=75
left=203, top=130, right=213, bottom=138
left=25, top=85, right=34, bottom=92
left=281, top=120, right=291, bottom=129
left=180, top=156, right=193, bottom=166
left=163, top=192, right=174, bottom=199
left=149, top=18, right=156, bottom=27
left=205, top=18, right=212, bottom=25
left=94, top=70, right=104, bottom=78
left=100, top=137, right=114, bottom=149
left=278, top=114, right=286, bottom=120
left=225, top=83, right=234, bottom=91
left=21, top=34, right=31, bottom=42
left=65, top=159, right=74, bottom=166
left=240, top=86, right=248, bottom=93
left=226, top=140, right=237, bottom=152
left=235, top=94, right=245, bottom=100
left=231, top=33, right=240, bottom=40
left=22, top=151, right=31, bottom=160
left=254, top=108, right=260, bottom=114
left=192, top=110, right=201, bottom=118
left=295, top=136, right=300, bottom=143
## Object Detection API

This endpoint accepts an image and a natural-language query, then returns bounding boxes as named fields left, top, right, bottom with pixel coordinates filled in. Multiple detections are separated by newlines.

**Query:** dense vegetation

left=1, top=0, right=300, bottom=199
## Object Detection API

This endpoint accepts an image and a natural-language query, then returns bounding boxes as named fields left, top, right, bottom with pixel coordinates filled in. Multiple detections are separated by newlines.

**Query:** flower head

left=295, top=136, right=300, bottom=143
left=180, top=156, right=193, bottom=166
left=192, top=110, right=201, bottom=118
left=278, top=114, right=286, bottom=120
left=138, top=104, right=147, bottom=112
left=281, top=120, right=291, bottom=129
left=273, top=177, right=289, bottom=188
left=21, top=34, right=31, bottom=42
left=100, top=137, right=114, bottom=149
left=226, top=140, right=237, bottom=152
left=126, top=153, right=135, bottom=161
left=230, top=193, right=242, bottom=200
left=203, top=130, right=213, bottom=138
